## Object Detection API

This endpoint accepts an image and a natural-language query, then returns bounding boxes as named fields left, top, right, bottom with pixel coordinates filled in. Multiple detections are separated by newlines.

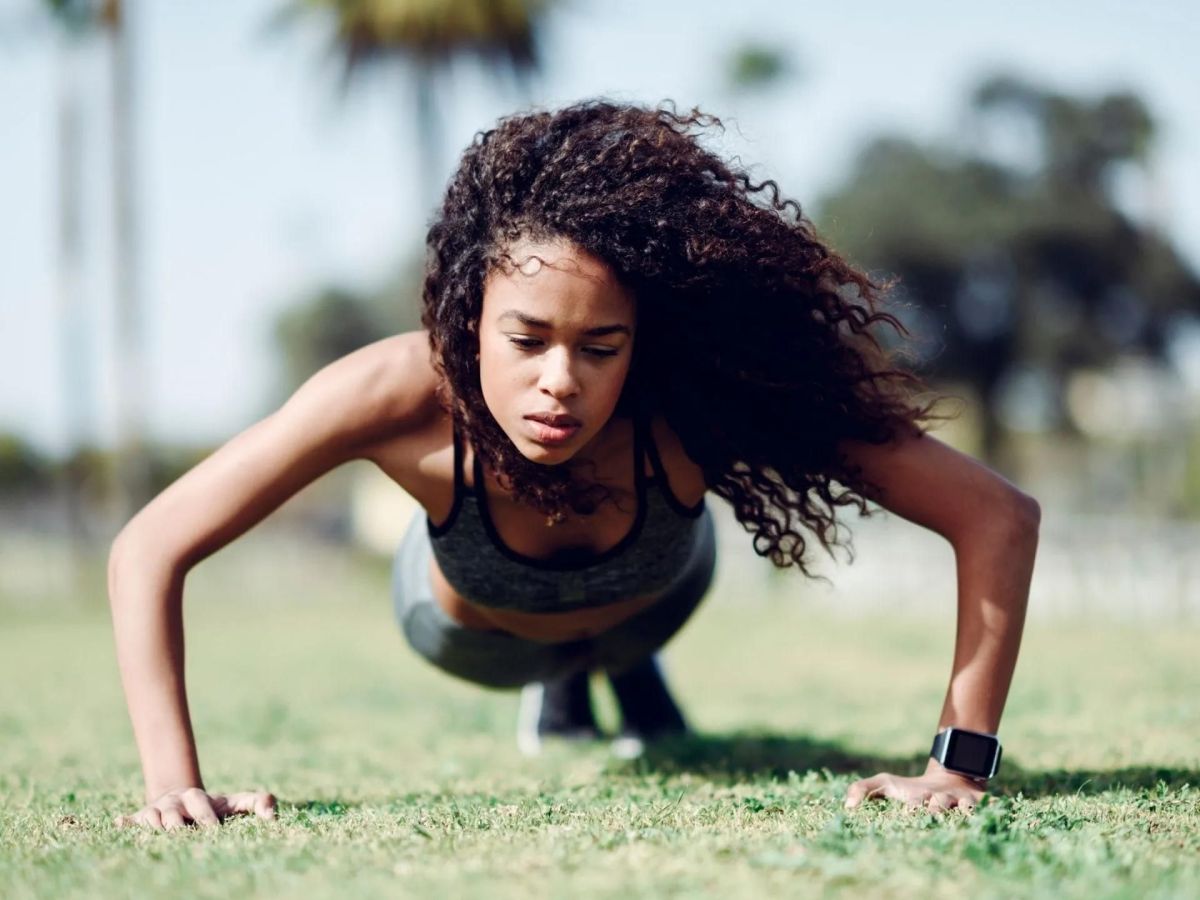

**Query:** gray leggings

left=391, top=507, right=717, bottom=689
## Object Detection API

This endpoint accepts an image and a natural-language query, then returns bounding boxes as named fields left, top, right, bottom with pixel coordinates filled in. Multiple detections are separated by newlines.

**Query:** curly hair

left=420, top=98, right=951, bottom=579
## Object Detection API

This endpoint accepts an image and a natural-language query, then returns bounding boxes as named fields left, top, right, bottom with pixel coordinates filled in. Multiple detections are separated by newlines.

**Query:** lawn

left=0, top=533, right=1196, bottom=899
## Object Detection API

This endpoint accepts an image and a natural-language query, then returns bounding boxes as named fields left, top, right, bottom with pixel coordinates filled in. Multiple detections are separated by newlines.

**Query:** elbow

left=996, top=490, right=1041, bottom=550
left=107, top=529, right=137, bottom=606
left=107, top=526, right=176, bottom=606
left=952, top=489, right=1040, bottom=553
left=1012, top=491, right=1041, bottom=534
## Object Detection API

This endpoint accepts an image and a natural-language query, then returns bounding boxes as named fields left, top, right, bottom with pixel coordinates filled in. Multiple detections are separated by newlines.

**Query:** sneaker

left=516, top=669, right=600, bottom=757
left=607, top=654, right=688, bottom=750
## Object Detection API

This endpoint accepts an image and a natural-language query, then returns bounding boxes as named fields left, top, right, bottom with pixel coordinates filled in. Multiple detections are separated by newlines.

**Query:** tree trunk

left=107, top=0, right=151, bottom=530
left=54, top=26, right=91, bottom=566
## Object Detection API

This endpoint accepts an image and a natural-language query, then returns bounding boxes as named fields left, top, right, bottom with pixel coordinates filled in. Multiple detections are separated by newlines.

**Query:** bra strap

left=451, top=421, right=465, bottom=499
left=640, top=412, right=705, bottom=518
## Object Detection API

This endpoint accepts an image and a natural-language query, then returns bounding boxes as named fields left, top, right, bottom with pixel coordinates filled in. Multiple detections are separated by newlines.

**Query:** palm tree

left=43, top=0, right=149, bottom=537
left=43, top=0, right=98, bottom=551
left=274, top=0, right=556, bottom=212
left=101, top=0, right=152, bottom=527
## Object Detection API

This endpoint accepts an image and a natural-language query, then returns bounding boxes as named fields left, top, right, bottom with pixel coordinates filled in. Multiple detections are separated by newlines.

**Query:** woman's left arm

left=832, top=430, right=1041, bottom=814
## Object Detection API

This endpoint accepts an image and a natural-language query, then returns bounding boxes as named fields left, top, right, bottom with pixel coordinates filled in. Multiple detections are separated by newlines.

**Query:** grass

left=0, top=533, right=1197, bottom=898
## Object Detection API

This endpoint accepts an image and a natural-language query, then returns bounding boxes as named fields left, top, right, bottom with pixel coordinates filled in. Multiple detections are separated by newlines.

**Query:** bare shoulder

left=326, top=330, right=444, bottom=446
left=648, top=414, right=708, bottom=507
left=354, top=332, right=456, bottom=514
left=110, top=331, right=444, bottom=571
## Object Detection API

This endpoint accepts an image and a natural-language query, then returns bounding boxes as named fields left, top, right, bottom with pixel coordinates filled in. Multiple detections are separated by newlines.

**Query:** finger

left=160, top=807, right=187, bottom=831
left=179, top=788, right=220, bottom=828
left=254, top=791, right=277, bottom=821
left=208, top=794, right=230, bottom=818
left=844, top=775, right=885, bottom=809
left=139, top=807, right=164, bottom=831
left=926, top=792, right=956, bottom=813
left=906, top=789, right=932, bottom=811
left=221, top=790, right=277, bottom=821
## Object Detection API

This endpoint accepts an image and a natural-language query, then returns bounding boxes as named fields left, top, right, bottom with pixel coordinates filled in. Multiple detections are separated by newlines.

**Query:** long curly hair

left=421, top=99, right=952, bottom=578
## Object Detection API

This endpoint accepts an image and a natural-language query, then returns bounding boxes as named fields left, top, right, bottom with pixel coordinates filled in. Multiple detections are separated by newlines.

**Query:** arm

left=108, top=331, right=439, bottom=829
left=832, top=430, right=1041, bottom=813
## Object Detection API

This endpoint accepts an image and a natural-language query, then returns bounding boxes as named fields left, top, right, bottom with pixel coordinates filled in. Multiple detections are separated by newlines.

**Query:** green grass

left=1, top=535, right=1197, bottom=898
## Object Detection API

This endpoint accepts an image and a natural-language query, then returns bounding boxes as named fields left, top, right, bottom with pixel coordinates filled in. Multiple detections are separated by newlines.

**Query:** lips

left=525, top=412, right=582, bottom=427
left=524, top=413, right=582, bottom=446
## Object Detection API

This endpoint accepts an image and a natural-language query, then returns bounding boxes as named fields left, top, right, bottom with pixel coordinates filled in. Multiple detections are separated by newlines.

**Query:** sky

left=2, top=0, right=1198, bottom=456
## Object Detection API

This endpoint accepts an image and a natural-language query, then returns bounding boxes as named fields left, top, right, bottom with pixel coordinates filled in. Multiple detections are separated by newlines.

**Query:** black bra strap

left=640, top=413, right=705, bottom=518
left=628, top=415, right=648, bottom=496
left=451, top=422, right=465, bottom=499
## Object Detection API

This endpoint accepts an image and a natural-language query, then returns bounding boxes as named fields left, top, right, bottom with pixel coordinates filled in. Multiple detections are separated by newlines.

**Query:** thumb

left=844, top=775, right=882, bottom=809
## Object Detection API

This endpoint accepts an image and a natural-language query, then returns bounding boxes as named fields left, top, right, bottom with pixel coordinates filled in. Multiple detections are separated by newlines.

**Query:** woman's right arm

left=107, top=331, right=440, bottom=829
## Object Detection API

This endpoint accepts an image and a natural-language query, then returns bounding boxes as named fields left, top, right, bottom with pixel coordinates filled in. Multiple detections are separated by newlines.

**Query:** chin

left=509, top=430, right=579, bottom=465
left=518, top=442, right=574, bottom=466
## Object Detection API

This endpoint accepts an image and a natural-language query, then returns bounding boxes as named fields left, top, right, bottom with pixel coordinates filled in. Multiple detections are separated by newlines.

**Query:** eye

left=508, top=337, right=542, bottom=350
left=583, top=347, right=619, bottom=358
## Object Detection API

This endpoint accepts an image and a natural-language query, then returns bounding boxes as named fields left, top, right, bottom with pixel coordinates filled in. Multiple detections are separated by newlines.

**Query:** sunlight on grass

left=0, top=537, right=1196, bottom=898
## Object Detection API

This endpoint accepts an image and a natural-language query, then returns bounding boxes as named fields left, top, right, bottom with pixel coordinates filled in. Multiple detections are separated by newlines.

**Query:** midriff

left=427, top=555, right=664, bottom=642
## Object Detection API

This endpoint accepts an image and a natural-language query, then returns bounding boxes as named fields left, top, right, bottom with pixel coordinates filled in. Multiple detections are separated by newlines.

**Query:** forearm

left=108, top=541, right=204, bottom=801
left=933, top=502, right=1040, bottom=738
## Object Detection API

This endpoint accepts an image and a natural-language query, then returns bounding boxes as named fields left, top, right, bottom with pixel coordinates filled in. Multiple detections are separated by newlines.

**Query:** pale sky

left=2, top=0, right=1197, bottom=456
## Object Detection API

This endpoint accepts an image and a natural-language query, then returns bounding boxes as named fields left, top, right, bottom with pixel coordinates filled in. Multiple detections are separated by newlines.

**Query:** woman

left=109, top=100, right=1040, bottom=831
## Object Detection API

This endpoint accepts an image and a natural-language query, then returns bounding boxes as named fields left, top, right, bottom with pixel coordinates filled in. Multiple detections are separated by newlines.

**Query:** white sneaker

left=609, top=734, right=646, bottom=760
left=516, top=683, right=544, bottom=757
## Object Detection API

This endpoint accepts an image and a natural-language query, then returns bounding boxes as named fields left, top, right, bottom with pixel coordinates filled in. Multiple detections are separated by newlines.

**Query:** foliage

left=0, top=433, right=53, bottom=494
left=271, top=251, right=425, bottom=401
left=726, top=42, right=797, bottom=92
left=817, top=72, right=1200, bottom=458
left=273, top=0, right=555, bottom=85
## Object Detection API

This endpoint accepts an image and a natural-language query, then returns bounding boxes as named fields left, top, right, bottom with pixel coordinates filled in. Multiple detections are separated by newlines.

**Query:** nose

left=537, top=345, right=581, bottom=400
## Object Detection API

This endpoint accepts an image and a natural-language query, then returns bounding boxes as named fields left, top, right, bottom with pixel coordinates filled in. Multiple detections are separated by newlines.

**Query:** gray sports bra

left=427, top=415, right=707, bottom=613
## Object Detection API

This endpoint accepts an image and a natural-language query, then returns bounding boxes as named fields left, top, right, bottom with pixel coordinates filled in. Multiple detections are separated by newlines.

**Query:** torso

left=359, top=334, right=708, bottom=642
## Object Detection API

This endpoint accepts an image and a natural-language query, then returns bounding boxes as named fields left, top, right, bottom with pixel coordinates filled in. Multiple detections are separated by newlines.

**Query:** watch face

left=945, top=729, right=998, bottom=777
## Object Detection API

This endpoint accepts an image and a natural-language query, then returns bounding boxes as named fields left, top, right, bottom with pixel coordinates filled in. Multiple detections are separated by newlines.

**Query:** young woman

left=109, top=100, right=1040, bottom=831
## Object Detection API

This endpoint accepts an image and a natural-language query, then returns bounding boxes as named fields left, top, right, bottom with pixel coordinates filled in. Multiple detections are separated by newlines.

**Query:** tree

left=268, top=1, right=558, bottom=394
left=817, top=73, right=1200, bottom=464
left=274, top=0, right=556, bottom=211
left=41, top=0, right=150, bottom=534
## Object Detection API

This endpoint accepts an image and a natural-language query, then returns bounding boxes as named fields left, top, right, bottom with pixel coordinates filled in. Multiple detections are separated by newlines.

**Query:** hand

left=843, top=761, right=985, bottom=814
left=113, top=787, right=277, bottom=831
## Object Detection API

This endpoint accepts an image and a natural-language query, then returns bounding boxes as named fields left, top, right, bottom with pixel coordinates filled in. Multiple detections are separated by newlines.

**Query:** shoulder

left=648, top=414, right=707, bottom=507
left=311, top=330, right=444, bottom=454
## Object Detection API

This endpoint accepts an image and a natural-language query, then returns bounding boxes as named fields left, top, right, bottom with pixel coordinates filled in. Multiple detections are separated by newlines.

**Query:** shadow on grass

left=609, top=731, right=1198, bottom=798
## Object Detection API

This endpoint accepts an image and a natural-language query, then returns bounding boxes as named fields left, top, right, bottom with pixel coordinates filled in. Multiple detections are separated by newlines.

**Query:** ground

left=0, top=533, right=1196, bottom=899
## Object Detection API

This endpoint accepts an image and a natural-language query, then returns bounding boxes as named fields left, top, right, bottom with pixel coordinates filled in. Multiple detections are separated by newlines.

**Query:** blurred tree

left=271, top=249, right=425, bottom=401
left=269, top=1, right=556, bottom=397
left=102, top=0, right=153, bottom=527
left=43, top=0, right=94, bottom=547
left=725, top=41, right=799, bottom=93
left=273, top=0, right=555, bottom=211
left=41, top=0, right=150, bottom=536
left=818, top=73, right=1200, bottom=464
left=0, top=434, right=53, bottom=498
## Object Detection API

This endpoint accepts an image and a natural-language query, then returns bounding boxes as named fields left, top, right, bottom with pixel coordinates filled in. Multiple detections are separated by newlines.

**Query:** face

left=478, top=237, right=636, bottom=465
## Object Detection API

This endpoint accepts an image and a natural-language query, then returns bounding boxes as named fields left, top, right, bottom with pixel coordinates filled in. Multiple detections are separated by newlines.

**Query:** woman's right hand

left=113, top=787, right=277, bottom=831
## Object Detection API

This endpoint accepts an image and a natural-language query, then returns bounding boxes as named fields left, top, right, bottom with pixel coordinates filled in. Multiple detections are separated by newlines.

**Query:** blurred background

left=2, top=0, right=1198, bottom=621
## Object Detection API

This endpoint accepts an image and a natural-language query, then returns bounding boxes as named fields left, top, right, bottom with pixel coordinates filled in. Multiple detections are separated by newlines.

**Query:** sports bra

left=427, top=415, right=708, bottom=613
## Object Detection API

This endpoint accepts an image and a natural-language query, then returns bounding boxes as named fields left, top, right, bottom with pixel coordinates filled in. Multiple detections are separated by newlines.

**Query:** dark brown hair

left=421, top=99, right=949, bottom=578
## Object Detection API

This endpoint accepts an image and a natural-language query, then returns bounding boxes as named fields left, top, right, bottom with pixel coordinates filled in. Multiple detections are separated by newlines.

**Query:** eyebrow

left=498, top=310, right=631, bottom=337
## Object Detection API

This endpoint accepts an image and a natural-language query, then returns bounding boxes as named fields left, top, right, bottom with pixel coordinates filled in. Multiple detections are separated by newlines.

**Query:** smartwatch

left=929, top=726, right=1002, bottom=782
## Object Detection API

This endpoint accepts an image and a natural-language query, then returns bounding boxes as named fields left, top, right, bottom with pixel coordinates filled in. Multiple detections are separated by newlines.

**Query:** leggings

left=391, top=507, right=717, bottom=689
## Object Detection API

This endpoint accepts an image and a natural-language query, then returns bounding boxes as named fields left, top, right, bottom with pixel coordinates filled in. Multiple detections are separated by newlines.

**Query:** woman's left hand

left=843, top=761, right=986, bottom=814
